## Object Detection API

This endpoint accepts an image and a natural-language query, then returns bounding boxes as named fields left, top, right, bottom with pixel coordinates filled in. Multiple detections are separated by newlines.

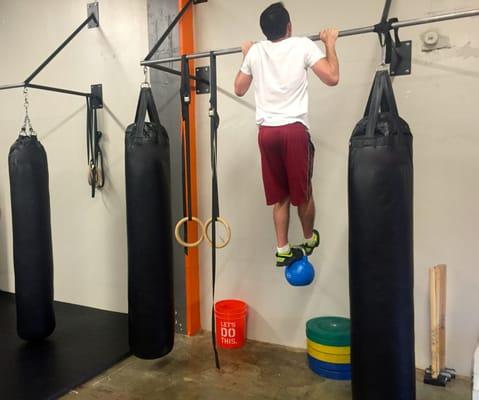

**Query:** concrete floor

left=63, top=333, right=471, bottom=400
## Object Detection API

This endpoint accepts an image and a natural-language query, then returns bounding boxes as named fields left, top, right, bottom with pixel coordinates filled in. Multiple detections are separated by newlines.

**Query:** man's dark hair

left=260, top=2, right=291, bottom=41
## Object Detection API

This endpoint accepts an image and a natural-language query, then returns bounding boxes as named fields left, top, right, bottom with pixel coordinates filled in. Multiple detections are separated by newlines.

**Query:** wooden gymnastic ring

left=204, top=217, right=231, bottom=249
left=175, top=217, right=205, bottom=248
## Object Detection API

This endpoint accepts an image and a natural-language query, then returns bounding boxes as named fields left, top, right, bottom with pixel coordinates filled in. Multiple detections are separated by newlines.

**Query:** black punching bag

left=348, top=70, right=415, bottom=400
left=9, top=134, right=55, bottom=341
left=125, top=87, right=174, bottom=359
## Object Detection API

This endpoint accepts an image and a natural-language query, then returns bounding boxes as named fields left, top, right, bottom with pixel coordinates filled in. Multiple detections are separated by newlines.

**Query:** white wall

left=194, top=0, right=479, bottom=376
left=0, top=0, right=149, bottom=312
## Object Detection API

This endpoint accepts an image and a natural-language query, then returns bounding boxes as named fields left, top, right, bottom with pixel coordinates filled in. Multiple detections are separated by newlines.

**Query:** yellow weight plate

left=307, top=339, right=350, bottom=355
left=307, top=345, right=351, bottom=364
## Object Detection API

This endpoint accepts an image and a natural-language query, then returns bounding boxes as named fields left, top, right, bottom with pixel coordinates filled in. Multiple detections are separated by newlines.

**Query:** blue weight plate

left=308, top=355, right=351, bottom=380
left=306, top=354, right=351, bottom=372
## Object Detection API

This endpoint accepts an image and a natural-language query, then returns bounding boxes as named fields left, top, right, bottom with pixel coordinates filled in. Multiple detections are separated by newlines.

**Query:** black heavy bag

left=8, top=135, right=55, bottom=341
left=348, top=70, right=415, bottom=400
left=125, top=87, right=174, bottom=359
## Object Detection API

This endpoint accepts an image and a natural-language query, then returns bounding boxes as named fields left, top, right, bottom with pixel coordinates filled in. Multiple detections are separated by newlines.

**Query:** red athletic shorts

left=258, top=122, right=315, bottom=206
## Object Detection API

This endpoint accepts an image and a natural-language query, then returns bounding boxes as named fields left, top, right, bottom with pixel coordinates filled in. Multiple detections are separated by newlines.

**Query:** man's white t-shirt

left=240, top=36, right=325, bottom=128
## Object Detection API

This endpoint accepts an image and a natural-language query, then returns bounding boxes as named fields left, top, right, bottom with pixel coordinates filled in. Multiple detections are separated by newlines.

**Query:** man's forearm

left=325, top=43, right=339, bottom=82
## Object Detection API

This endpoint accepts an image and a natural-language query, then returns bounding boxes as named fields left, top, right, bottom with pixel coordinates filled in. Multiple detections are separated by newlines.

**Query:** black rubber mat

left=0, top=291, right=130, bottom=400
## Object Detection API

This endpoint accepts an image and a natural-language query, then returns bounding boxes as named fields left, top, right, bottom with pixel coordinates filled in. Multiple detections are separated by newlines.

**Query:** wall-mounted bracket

left=193, top=0, right=208, bottom=3
left=88, top=2, right=99, bottom=28
left=390, top=40, right=412, bottom=76
left=195, top=66, right=210, bottom=94
left=90, top=84, right=103, bottom=109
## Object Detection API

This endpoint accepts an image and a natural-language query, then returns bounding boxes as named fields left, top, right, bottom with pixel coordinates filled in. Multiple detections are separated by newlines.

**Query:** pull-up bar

left=141, top=8, right=479, bottom=67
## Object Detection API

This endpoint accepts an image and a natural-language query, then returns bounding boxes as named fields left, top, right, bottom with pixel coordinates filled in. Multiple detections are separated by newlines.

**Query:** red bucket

left=214, top=299, right=248, bottom=349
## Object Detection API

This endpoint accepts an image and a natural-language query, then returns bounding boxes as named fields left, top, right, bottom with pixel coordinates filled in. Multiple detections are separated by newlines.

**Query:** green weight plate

left=306, top=317, right=350, bottom=346
left=306, top=334, right=350, bottom=347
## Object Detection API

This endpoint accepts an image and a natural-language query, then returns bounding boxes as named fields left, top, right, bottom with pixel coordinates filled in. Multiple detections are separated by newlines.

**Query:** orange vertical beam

left=179, top=0, right=201, bottom=336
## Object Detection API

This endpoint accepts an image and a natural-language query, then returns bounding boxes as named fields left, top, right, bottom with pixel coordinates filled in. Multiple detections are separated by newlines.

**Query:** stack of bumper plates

left=306, top=316, right=351, bottom=380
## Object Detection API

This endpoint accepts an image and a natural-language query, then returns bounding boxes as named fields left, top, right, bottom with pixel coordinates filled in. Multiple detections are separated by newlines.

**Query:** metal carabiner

left=141, top=66, right=150, bottom=88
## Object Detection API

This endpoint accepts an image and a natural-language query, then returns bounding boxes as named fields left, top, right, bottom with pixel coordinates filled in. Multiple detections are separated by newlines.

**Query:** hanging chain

left=20, top=87, right=36, bottom=136
left=141, top=66, right=150, bottom=88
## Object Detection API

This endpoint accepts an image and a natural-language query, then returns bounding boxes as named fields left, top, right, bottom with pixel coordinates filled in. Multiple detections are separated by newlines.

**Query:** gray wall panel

left=147, top=0, right=185, bottom=334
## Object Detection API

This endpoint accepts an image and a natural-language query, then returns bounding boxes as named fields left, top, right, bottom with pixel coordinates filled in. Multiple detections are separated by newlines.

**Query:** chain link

left=20, top=87, right=36, bottom=136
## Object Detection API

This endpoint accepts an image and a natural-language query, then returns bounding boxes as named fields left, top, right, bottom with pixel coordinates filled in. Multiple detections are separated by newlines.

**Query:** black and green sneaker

left=297, top=229, right=320, bottom=256
left=276, top=247, right=304, bottom=268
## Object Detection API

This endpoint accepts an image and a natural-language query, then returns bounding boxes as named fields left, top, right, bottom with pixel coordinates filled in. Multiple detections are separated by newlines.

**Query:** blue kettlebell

left=285, top=256, right=315, bottom=286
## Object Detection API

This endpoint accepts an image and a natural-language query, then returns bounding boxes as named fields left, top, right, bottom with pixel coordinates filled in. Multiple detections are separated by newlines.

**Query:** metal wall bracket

left=195, top=66, right=210, bottom=94
left=90, top=84, right=103, bottom=109
left=87, top=2, right=99, bottom=28
left=390, top=40, right=412, bottom=76
left=193, top=0, right=208, bottom=3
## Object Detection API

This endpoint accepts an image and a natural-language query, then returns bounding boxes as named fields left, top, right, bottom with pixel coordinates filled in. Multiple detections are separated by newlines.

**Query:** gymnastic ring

left=204, top=217, right=231, bottom=249
left=174, top=217, right=205, bottom=248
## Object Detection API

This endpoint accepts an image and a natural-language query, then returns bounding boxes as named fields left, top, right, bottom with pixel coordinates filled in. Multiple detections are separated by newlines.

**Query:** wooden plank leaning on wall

left=430, top=264, right=447, bottom=378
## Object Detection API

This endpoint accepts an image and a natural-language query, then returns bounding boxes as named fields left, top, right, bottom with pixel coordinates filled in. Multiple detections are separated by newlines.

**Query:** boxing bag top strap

left=378, top=72, right=402, bottom=135
left=363, top=70, right=390, bottom=116
left=134, top=87, right=163, bottom=137
left=365, top=71, right=401, bottom=137
left=363, top=78, right=376, bottom=118
left=381, top=72, right=400, bottom=118
left=365, top=71, right=385, bottom=137
left=134, top=87, right=148, bottom=124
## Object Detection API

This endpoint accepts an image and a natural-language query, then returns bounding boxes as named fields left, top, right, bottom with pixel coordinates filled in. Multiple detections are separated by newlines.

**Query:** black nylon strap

left=209, top=52, right=220, bottom=370
left=365, top=71, right=402, bottom=137
left=374, top=21, right=390, bottom=59
left=389, top=18, right=401, bottom=46
left=95, top=129, right=105, bottom=189
left=86, top=97, right=92, bottom=163
left=382, top=71, right=400, bottom=118
left=92, top=105, right=104, bottom=189
left=180, top=137, right=188, bottom=254
left=364, top=71, right=394, bottom=118
left=381, top=72, right=402, bottom=134
left=180, top=56, right=193, bottom=253
left=86, top=97, right=104, bottom=198
left=374, top=18, right=403, bottom=65
left=365, top=72, right=386, bottom=137
left=363, top=77, right=377, bottom=117
left=86, top=97, right=94, bottom=197
left=134, top=87, right=163, bottom=137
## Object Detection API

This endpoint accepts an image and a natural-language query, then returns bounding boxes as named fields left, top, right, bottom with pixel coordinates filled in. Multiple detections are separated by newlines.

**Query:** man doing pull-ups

left=234, top=2, right=340, bottom=267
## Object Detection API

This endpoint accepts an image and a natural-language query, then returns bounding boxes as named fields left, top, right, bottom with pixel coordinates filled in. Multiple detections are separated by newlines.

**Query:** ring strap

left=180, top=55, right=194, bottom=253
left=86, top=97, right=104, bottom=198
left=209, top=52, right=220, bottom=370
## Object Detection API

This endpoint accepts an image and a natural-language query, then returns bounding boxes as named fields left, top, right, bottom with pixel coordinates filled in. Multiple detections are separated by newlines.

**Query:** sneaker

left=276, top=247, right=304, bottom=268
left=297, top=229, right=320, bottom=256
